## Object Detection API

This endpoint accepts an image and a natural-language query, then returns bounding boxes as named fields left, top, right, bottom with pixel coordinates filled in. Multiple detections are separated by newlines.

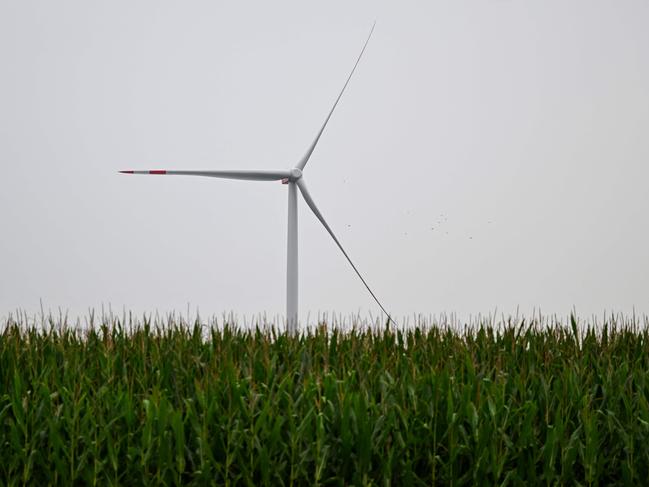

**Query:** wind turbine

left=120, top=24, right=393, bottom=333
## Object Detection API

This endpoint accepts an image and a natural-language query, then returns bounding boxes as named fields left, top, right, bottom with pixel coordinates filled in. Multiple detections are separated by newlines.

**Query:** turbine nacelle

left=282, top=167, right=303, bottom=184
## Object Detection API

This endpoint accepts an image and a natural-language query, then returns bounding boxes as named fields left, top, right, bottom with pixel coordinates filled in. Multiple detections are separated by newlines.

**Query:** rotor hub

left=289, top=168, right=303, bottom=181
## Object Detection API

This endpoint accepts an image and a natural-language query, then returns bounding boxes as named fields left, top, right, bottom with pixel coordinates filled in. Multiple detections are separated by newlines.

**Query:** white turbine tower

left=121, top=24, right=393, bottom=333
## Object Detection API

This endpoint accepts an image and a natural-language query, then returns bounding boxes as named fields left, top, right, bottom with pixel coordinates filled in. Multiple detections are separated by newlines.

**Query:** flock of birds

left=343, top=210, right=492, bottom=241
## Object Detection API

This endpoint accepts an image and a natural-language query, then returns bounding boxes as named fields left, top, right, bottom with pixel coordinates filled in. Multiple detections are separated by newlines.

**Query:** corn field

left=2, top=314, right=649, bottom=485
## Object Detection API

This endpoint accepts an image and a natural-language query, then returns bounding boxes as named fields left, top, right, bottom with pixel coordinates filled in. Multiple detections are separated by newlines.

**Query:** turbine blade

left=296, top=177, right=395, bottom=325
left=296, top=22, right=376, bottom=171
left=119, top=169, right=291, bottom=181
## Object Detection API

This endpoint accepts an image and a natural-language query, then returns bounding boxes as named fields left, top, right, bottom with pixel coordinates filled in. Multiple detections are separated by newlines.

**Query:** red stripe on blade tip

left=119, top=170, right=134, bottom=174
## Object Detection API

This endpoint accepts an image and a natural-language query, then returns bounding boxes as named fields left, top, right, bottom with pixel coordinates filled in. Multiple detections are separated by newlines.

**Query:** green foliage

left=1, top=314, right=649, bottom=485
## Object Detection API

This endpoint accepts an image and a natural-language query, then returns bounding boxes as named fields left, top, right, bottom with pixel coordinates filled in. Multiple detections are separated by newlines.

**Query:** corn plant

left=1, top=314, right=649, bottom=485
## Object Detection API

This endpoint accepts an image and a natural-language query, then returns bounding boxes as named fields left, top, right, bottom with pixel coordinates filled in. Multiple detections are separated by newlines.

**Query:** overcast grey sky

left=1, top=0, right=647, bottom=324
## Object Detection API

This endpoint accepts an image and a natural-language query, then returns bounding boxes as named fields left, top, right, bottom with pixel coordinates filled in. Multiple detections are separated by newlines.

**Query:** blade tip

left=119, top=170, right=134, bottom=174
